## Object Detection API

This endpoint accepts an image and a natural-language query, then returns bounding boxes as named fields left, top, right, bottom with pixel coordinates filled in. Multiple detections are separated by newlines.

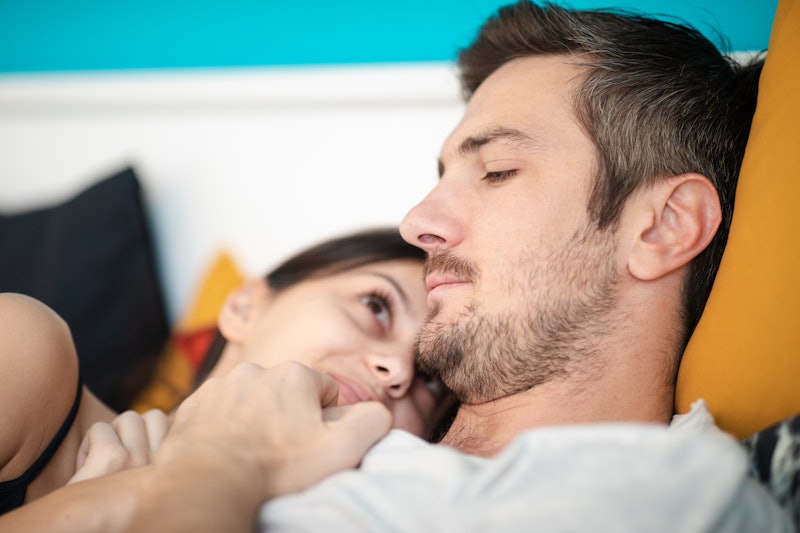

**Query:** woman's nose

left=366, top=350, right=415, bottom=399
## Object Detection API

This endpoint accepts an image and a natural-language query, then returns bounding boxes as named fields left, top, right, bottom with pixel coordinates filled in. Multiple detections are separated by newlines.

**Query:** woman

left=194, top=226, right=444, bottom=437
left=0, top=227, right=453, bottom=517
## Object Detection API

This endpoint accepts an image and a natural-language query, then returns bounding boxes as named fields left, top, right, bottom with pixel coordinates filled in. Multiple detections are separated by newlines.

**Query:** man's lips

left=327, top=373, right=377, bottom=405
left=425, top=274, right=471, bottom=293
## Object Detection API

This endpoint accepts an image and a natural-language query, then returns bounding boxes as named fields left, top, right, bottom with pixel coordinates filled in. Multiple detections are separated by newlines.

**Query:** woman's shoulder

left=0, top=293, right=80, bottom=478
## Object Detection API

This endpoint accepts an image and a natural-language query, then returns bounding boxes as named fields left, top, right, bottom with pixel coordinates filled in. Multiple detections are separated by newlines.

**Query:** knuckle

left=112, top=410, right=141, bottom=428
left=228, top=361, right=263, bottom=380
left=143, top=408, right=168, bottom=424
left=99, top=443, right=129, bottom=470
left=276, top=361, right=311, bottom=382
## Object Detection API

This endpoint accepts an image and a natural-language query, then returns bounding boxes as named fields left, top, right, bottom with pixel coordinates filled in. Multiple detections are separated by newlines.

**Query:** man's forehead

left=438, top=56, right=587, bottom=160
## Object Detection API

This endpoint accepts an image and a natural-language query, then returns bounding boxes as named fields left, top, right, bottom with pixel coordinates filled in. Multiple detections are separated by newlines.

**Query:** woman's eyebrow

left=365, top=272, right=410, bottom=309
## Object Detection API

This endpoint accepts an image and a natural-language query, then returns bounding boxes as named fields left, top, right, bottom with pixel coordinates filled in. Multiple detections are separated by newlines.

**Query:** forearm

left=0, top=363, right=390, bottom=531
left=0, top=467, right=145, bottom=532
left=0, top=461, right=263, bottom=532
left=129, top=457, right=263, bottom=532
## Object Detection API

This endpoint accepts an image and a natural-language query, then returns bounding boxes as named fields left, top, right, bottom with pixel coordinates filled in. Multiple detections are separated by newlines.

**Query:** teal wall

left=0, top=1, right=778, bottom=73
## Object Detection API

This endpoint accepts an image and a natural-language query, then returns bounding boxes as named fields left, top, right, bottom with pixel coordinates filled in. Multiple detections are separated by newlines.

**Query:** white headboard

left=0, top=64, right=464, bottom=321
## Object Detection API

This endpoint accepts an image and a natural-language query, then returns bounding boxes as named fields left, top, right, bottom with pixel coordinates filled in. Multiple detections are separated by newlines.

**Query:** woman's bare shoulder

left=0, top=293, right=80, bottom=478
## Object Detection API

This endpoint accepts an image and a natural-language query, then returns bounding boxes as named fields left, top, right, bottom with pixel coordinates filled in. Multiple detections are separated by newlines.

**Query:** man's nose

left=400, top=181, right=465, bottom=252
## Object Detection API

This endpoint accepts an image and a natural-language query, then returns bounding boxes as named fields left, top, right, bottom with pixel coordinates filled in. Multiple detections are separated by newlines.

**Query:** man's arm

left=0, top=362, right=391, bottom=532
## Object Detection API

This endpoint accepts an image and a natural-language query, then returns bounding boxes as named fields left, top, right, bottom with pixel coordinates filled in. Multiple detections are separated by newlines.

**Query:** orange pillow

left=676, top=0, right=800, bottom=438
left=132, top=250, right=245, bottom=413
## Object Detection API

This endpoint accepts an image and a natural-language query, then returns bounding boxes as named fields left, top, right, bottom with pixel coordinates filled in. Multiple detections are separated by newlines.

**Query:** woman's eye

left=482, top=169, right=518, bottom=183
left=361, top=293, right=391, bottom=328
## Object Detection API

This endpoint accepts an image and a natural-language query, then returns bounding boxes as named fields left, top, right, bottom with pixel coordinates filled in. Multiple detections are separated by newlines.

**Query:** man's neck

left=440, top=361, right=674, bottom=457
left=437, top=270, right=688, bottom=456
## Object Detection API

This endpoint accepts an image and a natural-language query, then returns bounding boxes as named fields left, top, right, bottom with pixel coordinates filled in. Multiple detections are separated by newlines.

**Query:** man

left=396, top=0, right=760, bottom=456
left=257, top=2, right=791, bottom=530
left=3, top=2, right=789, bottom=531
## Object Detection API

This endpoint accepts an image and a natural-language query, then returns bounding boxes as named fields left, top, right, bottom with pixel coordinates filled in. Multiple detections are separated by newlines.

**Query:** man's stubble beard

left=416, top=223, right=620, bottom=404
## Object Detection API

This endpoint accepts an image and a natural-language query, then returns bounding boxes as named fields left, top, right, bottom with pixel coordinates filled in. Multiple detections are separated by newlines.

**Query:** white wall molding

left=0, top=63, right=462, bottom=109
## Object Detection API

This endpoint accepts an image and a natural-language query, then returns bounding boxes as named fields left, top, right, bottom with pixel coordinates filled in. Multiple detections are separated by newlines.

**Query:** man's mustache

left=424, top=250, right=478, bottom=282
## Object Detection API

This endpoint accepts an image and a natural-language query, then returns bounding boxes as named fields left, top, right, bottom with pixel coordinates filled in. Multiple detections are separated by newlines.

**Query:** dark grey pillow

left=0, top=167, right=169, bottom=411
left=742, top=414, right=800, bottom=530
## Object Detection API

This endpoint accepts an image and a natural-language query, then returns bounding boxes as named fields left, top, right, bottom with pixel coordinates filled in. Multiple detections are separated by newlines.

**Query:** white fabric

left=260, top=400, right=794, bottom=532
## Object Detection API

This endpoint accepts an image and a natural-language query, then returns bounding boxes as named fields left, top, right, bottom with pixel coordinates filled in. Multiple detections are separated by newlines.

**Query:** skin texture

left=212, top=260, right=436, bottom=436
left=0, top=48, right=724, bottom=531
left=410, top=57, right=619, bottom=405
left=0, top=362, right=391, bottom=532
left=0, top=293, right=115, bottom=504
left=0, top=256, right=434, bottom=526
left=400, top=55, right=721, bottom=456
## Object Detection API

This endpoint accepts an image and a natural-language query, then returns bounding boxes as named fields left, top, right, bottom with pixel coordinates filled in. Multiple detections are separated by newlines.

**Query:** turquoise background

left=0, top=1, right=778, bottom=73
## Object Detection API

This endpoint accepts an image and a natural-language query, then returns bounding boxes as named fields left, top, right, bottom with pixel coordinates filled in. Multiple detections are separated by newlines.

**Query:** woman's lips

left=327, top=373, right=377, bottom=405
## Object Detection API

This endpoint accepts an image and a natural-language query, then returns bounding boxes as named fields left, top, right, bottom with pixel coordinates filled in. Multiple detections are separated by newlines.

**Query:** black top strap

left=0, top=373, right=82, bottom=514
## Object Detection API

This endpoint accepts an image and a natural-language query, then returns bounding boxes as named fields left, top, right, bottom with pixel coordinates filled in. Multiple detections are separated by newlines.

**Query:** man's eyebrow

left=457, top=126, right=539, bottom=157
left=437, top=126, right=540, bottom=177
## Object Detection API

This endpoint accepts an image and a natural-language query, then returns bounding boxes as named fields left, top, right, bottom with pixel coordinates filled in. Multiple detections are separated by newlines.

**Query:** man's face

left=400, top=55, right=623, bottom=404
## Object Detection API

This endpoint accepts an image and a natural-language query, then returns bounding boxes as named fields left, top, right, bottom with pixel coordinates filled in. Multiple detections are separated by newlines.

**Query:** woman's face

left=219, top=259, right=439, bottom=437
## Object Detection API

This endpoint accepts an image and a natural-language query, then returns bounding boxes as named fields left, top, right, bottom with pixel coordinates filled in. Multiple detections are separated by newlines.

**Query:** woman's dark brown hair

left=195, top=227, right=426, bottom=384
left=193, top=227, right=457, bottom=441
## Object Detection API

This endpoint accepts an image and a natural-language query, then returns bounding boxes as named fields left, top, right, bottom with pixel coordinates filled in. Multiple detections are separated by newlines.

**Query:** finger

left=111, top=411, right=151, bottom=466
left=74, top=426, right=93, bottom=471
left=321, top=404, right=369, bottom=423
left=316, top=371, right=341, bottom=408
left=265, top=401, right=392, bottom=496
left=321, top=405, right=346, bottom=423
left=68, top=422, right=127, bottom=484
left=269, top=362, right=339, bottom=411
left=141, top=409, right=170, bottom=455
left=75, top=422, right=121, bottom=469
left=322, top=401, right=392, bottom=465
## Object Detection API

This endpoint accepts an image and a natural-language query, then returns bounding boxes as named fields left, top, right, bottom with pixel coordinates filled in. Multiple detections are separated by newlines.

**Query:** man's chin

left=423, top=303, right=465, bottom=331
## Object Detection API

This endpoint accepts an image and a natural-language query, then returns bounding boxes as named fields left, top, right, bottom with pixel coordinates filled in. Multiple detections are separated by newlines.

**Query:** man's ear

left=218, top=279, right=269, bottom=343
left=627, top=174, right=721, bottom=281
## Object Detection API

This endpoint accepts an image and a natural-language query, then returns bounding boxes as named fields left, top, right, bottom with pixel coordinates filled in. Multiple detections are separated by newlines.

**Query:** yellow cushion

left=132, top=250, right=245, bottom=412
left=676, top=0, right=800, bottom=439
left=178, top=250, right=245, bottom=331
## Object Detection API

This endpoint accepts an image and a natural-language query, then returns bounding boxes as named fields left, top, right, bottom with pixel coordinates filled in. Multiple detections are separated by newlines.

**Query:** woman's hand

left=68, top=409, right=170, bottom=484
left=155, top=361, right=392, bottom=501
